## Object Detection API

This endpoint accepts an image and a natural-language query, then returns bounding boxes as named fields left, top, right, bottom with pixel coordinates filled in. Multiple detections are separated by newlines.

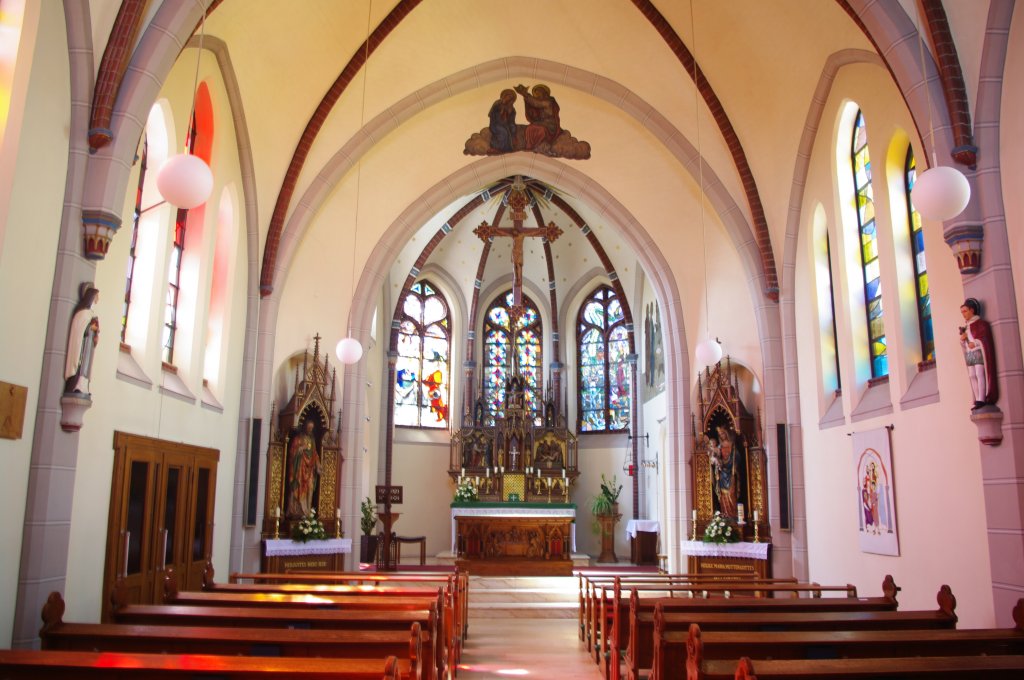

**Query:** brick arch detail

left=259, top=0, right=424, bottom=296
left=630, top=0, right=778, bottom=301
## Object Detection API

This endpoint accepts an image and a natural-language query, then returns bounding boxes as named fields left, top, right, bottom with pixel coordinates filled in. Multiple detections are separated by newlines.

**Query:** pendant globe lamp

left=689, top=0, right=723, bottom=370
left=336, top=0, right=374, bottom=366
left=156, top=6, right=212, bottom=210
left=908, top=3, right=970, bottom=222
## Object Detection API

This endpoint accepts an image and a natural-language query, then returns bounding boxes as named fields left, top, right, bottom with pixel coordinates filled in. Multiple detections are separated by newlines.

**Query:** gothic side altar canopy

left=689, top=358, right=771, bottom=578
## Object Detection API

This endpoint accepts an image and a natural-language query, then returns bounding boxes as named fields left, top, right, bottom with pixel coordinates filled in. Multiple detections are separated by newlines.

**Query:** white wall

left=794, top=62, right=994, bottom=627
left=0, top=0, right=68, bottom=647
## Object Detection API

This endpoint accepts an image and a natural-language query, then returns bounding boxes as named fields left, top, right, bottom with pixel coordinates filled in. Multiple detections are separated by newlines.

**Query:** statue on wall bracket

left=464, top=84, right=591, bottom=160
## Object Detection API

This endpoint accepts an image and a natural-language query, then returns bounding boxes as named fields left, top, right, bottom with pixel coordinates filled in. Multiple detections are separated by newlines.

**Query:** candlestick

left=753, top=519, right=760, bottom=544
left=273, top=516, right=280, bottom=539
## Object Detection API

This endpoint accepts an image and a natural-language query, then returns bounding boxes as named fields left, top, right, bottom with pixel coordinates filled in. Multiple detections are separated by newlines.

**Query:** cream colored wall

left=794, top=62, right=995, bottom=626
left=60, top=52, right=249, bottom=623
left=0, top=0, right=68, bottom=647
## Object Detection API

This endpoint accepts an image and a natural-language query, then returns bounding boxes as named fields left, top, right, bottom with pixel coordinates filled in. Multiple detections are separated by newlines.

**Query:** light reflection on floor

left=455, top=618, right=602, bottom=679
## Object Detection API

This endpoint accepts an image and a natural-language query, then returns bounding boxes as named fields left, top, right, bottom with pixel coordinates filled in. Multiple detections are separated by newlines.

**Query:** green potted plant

left=359, top=497, right=379, bottom=564
left=592, top=474, right=622, bottom=563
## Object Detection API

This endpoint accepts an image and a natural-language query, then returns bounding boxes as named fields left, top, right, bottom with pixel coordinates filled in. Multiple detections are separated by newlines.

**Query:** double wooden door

left=102, top=432, right=218, bottom=621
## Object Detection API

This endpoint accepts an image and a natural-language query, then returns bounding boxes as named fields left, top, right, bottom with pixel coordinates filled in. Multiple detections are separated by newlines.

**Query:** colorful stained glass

left=483, top=291, right=543, bottom=424
left=905, top=147, right=934, bottom=361
left=577, top=285, right=631, bottom=432
left=393, top=279, right=450, bottom=428
left=851, top=110, right=887, bottom=378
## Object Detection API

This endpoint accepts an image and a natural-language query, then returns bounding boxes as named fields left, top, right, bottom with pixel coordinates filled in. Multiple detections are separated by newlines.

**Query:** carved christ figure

left=473, top=183, right=565, bottom=319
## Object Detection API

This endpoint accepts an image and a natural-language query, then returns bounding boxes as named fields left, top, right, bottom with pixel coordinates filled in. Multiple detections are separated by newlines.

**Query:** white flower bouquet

left=291, top=508, right=327, bottom=542
left=453, top=481, right=479, bottom=503
left=702, top=510, right=739, bottom=544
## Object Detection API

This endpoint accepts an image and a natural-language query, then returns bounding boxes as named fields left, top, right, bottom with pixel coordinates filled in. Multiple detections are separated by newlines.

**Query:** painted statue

left=709, top=425, right=740, bottom=518
left=959, top=298, right=998, bottom=409
left=64, top=283, right=100, bottom=395
left=287, top=419, right=321, bottom=518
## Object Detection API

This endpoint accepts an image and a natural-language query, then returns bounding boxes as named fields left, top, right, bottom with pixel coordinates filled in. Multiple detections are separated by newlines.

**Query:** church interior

left=1, top=0, right=1024, bottom=663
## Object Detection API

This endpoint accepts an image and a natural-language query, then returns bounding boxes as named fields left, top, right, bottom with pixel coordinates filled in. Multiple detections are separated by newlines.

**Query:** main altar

left=447, top=342, right=579, bottom=575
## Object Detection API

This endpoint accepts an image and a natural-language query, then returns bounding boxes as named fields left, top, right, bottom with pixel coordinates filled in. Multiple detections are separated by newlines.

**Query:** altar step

left=466, top=575, right=581, bottom=619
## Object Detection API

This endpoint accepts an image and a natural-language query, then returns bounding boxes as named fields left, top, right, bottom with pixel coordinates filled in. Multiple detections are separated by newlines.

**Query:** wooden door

left=103, top=432, right=219, bottom=621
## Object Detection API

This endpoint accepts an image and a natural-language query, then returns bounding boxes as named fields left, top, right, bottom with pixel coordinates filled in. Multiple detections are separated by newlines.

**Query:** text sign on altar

left=376, top=485, right=403, bottom=504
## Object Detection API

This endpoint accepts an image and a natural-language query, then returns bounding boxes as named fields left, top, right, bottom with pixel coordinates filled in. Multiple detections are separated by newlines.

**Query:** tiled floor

left=455, top=617, right=603, bottom=679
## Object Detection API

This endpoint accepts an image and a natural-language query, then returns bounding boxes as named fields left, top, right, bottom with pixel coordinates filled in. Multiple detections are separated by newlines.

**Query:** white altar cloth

left=450, top=505, right=576, bottom=553
left=625, top=519, right=660, bottom=539
left=264, top=537, right=352, bottom=557
left=680, top=540, right=769, bottom=560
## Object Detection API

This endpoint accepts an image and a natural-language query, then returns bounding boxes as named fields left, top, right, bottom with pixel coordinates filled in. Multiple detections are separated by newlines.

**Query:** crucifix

left=473, top=177, right=563, bottom=321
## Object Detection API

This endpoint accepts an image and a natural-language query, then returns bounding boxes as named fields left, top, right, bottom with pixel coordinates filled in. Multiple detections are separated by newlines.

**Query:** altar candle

left=562, top=468, right=566, bottom=479
left=753, top=509, right=759, bottom=523
left=486, top=468, right=490, bottom=477
left=737, top=503, right=745, bottom=523
left=336, top=508, right=341, bottom=520
left=274, top=506, right=280, bottom=519
left=461, top=467, right=465, bottom=477
left=692, top=509, right=697, bottom=522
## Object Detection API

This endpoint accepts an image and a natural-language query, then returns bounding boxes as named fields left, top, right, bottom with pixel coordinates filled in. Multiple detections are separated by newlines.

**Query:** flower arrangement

left=291, top=509, right=327, bottom=542
left=702, top=511, right=739, bottom=544
left=453, top=480, right=479, bottom=503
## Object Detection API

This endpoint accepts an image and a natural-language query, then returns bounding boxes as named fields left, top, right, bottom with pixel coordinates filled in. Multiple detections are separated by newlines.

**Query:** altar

left=261, top=537, right=352, bottom=573
left=452, top=503, right=576, bottom=576
left=681, top=540, right=770, bottom=579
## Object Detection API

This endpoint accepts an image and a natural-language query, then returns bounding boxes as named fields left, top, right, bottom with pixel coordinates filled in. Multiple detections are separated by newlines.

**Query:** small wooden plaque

left=0, top=381, right=28, bottom=440
left=376, top=485, right=403, bottom=504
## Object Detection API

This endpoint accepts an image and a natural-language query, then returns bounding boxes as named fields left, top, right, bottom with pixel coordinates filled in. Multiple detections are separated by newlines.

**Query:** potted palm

left=592, top=474, right=622, bottom=563
left=359, top=497, right=379, bottom=564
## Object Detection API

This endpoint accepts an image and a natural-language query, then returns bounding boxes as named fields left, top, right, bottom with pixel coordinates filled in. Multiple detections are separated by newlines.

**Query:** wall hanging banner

left=852, top=427, right=899, bottom=556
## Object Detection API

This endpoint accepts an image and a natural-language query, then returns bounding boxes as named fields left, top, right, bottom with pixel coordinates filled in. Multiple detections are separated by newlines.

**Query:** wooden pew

left=671, top=601, right=1024, bottom=680
left=581, top=575, right=800, bottom=662
left=620, top=577, right=906, bottom=680
left=113, top=598, right=443, bottom=679
left=602, top=580, right=869, bottom=674
left=40, top=593, right=425, bottom=680
left=223, top=567, right=469, bottom=659
left=0, top=649, right=405, bottom=679
left=730, top=653, right=1024, bottom=679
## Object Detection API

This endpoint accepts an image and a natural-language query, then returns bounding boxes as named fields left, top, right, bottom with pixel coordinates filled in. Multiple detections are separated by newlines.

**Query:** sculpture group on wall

left=464, top=84, right=591, bottom=160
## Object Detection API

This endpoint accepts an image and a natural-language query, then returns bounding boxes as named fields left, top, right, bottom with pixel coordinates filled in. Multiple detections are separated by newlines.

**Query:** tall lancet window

left=577, top=285, right=630, bottom=432
left=394, top=280, right=451, bottom=428
left=851, top=110, right=887, bottom=378
left=483, top=291, right=542, bottom=426
left=905, top=147, right=934, bottom=361
left=122, top=138, right=148, bottom=342
left=163, top=112, right=197, bottom=365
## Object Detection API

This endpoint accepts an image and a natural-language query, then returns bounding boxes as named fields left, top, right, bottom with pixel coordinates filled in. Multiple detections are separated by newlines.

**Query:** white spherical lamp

left=336, top=337, right=363, bottom=365
left=911, top=165, right=971, bottom=221
left=157, top=154, right=213, bottom=209
left=695, top=338, right=723, bottom=368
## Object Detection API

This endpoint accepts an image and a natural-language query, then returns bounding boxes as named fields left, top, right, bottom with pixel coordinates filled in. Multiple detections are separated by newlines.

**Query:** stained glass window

left=122, top=137, right=147, bottom=342
left=394, top=280, right=451, bottom=428
left=851, top=110, right=887, bottom=378
left=905, top=147, right=934, bottom=362
left=483, top=291, right=542, bottom=426
left=162, top=113, right=197, bottom=365
left=577, top=285, right=630, bottom=432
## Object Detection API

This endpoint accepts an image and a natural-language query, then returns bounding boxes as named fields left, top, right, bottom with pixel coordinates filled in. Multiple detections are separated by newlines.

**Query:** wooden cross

left=474, top=177, right=563, bottom=320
